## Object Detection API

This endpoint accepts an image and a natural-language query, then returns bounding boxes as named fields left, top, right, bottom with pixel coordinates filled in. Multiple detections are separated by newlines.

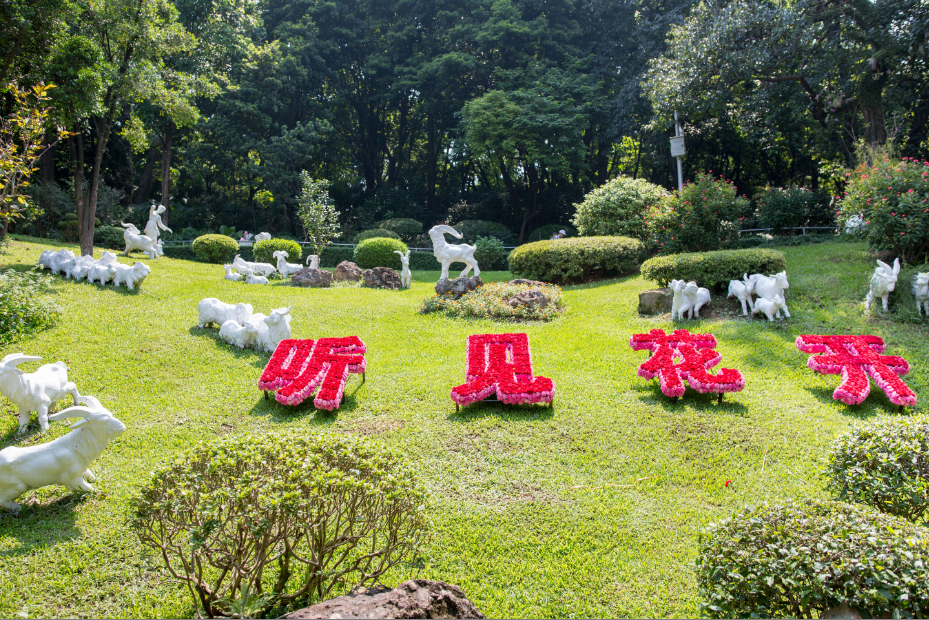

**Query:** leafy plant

left=825, top=415, right=929, bottom=522
left=526, top=224, right=577, bottom=242
left=130, top=431, right=429, bottom=619
left=218, top=225, right=237, bottom=238
left=756, top=186, right=824, bottom=234
left=353, top=237, right=408, bottom=270
left=253, top=238, right=302, bottom=264
left=0, top=268, right=61, bottom=344
left=93, top=225, right=126, bottom=250
left=696, top=499, right=929, bottom=618
left=421, top=281, right=564, bottom=321
left=297, top=173, right=341, bottom=254
left=449, top=220, right=515, bottom=245
left=192, top=234, right=239, bottom=263
left=353, top=228, right=400, bottom=243
left=572, top=176, right=668, bottom=241
left=374, top=218, right=422, bottom=242
left=474, top=236, right=507, bottom=269
left=640, top=248, right=786, bottom=289
left=507, top=236, right=643, bottom=284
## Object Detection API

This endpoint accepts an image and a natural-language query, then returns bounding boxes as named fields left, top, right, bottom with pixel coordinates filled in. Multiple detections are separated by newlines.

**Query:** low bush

left=572, top=176, right=668, bottom=241
left=0, top=268, right=61, bottom=345
left=353, top=228, right=401, bottom=243
left=507, top=236, right=643, bottom=284
left=191, top=234, right=239, bottom=264
left=640, top=248, right=786, bottom=289
left=93, top=225, right=126, bottom=250
left=826, top=415, right=929, bottom=522
left=474, top=236, right=508, bottom=270
left=354, top=237, right=408, bottom=270
left=253, top=238, right=302, bottom=264
left=526, top=224, right=577, bottom=243
left=646, top=171, right=751, bottom=253
left=131, top=431, right=429, bottom=619
left=374, top=218, right=422, bottom=241
left=421, top=281, right=564, bottom=321
left=450, top=220, right=515, bottom=245
left=696, top=499, right=929, bottom=618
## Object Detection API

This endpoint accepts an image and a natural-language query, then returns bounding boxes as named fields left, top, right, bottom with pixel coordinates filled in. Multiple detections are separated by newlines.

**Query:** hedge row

left=640, top=248, right=787, bottom=289
left=507, top=236, right=643, bottom=284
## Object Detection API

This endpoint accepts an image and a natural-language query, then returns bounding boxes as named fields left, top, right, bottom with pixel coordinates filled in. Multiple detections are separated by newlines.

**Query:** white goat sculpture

left=119, top=222, right=159, bottom=259
left=669, top=279, right=690, bottom=320
left=197, top=298, right=254, bottom=328
left=223, top=264, right=243, bottom=281
left=273, top=250, right=303, bottom=277
left=306, top=254, right=320, bottom=270
left=63, top=255, right=95, bottom=280
left=0, top=395, right=125, bottom=513
left=865, top=258, right=901, bottom=312
left=246, top=307, right=292, bottom=353
left=232, top=254, right=276, bottom=278
left=727, top=278, right=755, bottom=316
left=112, top=262, right=151, bottom=290
left=753, top=294, right=787, bottom=322
left=746, top=271, right=791, bottom=318
left=682, top=281, right=711, bottom=319
left=244, top=268, right=269, bottom=285
left=913, top=272, right=929, bottom=316
left=0, top=353, right=81, bottom=434
left=394, top=250, right=411, bottom=288
left=218, top=319, right=260, bottom=349
left=427, top=225, right=480, bottom=280
left=38, top=249, right=75, bottom=274
left=254, top=232, right=272, bottom=241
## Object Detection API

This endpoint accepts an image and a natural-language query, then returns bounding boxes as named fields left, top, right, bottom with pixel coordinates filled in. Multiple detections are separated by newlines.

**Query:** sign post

left=671, top=111, right=685, bottom=189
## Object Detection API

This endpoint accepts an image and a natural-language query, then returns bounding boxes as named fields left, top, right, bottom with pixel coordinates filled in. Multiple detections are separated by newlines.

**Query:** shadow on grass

left=249, top=376, right=366, bottom=425
left=631, top=383, right=750, bottom=416
left=803, top=385, right=906, bottom=418
left=560, top=271, right=641, bottom=291
left=447, top=399, right=555, bottom=422
left=186, top=326, right=274, bottom=368
left=0, top=492, right=84, bottom=556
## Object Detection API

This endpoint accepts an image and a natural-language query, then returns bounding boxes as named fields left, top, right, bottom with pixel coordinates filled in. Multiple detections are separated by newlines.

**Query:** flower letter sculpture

left=451, top=333, right=554, bottom=410
left=629, top=329, right=745, bottom=400
left=259, top=337, right=366, bottom=410
left=795, top=335, right=917, bottom=407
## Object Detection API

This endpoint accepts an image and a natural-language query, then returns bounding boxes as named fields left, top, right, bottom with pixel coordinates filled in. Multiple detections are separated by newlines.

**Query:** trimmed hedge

left=93, top=225, right=126, bottom=251
left=507, top=236, right=644, bottom=284
left=697, top=499, right=929, bottom=618
left=640, top=248, right=786, bottom=289
left=374, top=218, right=422, bottom=241
left=192, top=234, right=239, bottom=264
left=318, top=246, right=356, bottom=268
left=354, top=228, right=401, bottom=243
left=354, top=237, right=408, bottom=270
left=162, top=245, right=197, bottom=261
left=253, top=238, right=302, bottom=264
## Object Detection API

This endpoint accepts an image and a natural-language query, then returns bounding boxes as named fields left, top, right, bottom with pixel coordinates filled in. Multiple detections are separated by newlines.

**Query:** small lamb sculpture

left=38, top=249, right=75, bottom=274
left=223, top=264, right=242, bottom=281
left=0, top=353, right=81, bottom=434
left=727, top=277, right=755, bottom=316
left=244, top=268, right=269, bottom=285
left=394, top=250, right=411, bottom=288
left=218, top=319, right=259, bottom=349
left=64, top=255, right=95, bottom=280
left=273, top=250, right=303, bottom=277
left=865, top=258, right=901, bottom=312
left=232, top=254, right=276, bottom=278
left=197, top=298, right=254, bottom=328
left=112, top=262, right=151, bottom=290
left=752, top=294, right=787, bottom=322
left=914, top=272, right=929, bottom=316
left=746, top=271, right=790, bottom=317
left=669, top=279, right=690, bottom=320
left=682, top=281, right=711, bottom=318
left=306, top=255, right=320, bottom=270
left=0, top=395, right=125, bottom=513
left=87, top=262, right=117, bottom=285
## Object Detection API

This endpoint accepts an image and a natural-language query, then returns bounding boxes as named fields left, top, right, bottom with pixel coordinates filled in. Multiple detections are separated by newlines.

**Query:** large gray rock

left=435, top=276, right=483, bottom=298
left=292, top=268, right=333, bottom=288
left=638, top=288, right=672, bottom=314
left=506, top=290, right=549, bottom=310
left=283, top=579, right=485, bottom=619
left=334, top=261, right=363, bottom=282
left=363, top=267, right=402, bottom=290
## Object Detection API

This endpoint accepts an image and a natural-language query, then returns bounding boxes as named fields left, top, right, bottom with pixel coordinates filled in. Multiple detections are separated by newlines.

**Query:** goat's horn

left=48, top=406, right=95, bottom=422
left=0, top=353, right=43, bottom=370
left=433, top=225, right=462, bottom=238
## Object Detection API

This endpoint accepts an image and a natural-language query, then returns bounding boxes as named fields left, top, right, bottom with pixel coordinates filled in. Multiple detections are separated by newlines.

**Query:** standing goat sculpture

left=745, top=271, right=791, bottom=318
left=0, top=395, right=125, bottom=513
left=727, top=278, right=755, bottom=316
left=914, top=272, right=929, bottom=316
left=865, top=258, right=901, bottom=312
left=394, top=250, right=411, bottom=288
left=119, top=223, right=159, bottom=259
left=0, top=353, right=81, bottom=434
left=427, top=225, right=480, bottom=280
left=306, top=254, right=320, bottom=270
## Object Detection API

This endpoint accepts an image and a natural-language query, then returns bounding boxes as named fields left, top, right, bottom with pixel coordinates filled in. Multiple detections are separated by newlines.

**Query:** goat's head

left=669, top=279, right=686, bottom=293
left=915, top=272, right=929, bottom=291
left=265, top=307, right=290, bottom=326
left=683, top=281, right=701, bottom=296
left=273, top=250, right=289, bottom=260
left=132, top=262, right=152, bottom=278
left=394, top=250, right=410, bottom=265
left=875, top=259, right=900, bottom=290
left=49, top=395, right=126, bottom=439
left=0, top=353, right=43, bottom=377
left=428, top=225, right=462, bottom=242
left=773, top=271, right=789, bottom=289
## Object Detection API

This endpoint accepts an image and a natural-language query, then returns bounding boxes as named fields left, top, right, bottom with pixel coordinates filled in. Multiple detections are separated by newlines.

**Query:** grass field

left=0, top=236, right=926, bottom=619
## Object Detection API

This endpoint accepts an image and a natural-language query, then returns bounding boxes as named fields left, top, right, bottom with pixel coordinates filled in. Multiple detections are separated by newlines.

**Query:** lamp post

left=670, top=111, right=685, bottom=189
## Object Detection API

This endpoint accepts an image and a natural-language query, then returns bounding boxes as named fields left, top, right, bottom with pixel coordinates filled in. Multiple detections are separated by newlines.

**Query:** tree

left=296, top=172, right=341, bottom=254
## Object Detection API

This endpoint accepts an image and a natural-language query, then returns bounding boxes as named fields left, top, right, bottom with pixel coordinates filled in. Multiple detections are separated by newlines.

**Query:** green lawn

left=0, top=237, right=926, bottom=619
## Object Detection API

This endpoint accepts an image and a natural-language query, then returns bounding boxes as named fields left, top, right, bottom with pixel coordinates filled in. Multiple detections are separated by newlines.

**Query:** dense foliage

left=191, top=234, right=238, bottom=264
left=508, top=236, right=643, bottom=284
left=696, top=499, right=929, bottom=618
left=451, top=221, right=516, bottom=246
left=297, top=173, right=341, bottom=254
left=374, top=218, right=422, bottom=242
left=640, top=248, right=786, bottom=288
left=756, top=187, right=834, bottom=234
left=354, top=228, right=401, bottom=243
left=573, top=176, right=668, bottom=240
left=826, top=415, right=929, bottom=522
left=253, top=238, right=302, bottom=265
left=93, top=225, right=126, bottom=250
left=474, top=236, right=508, bottom=270
left=421, top=281, right=564, bottom=321
left=131, top=432, right=429, bottom=618
left=0, top=268, right=61, bottom=344
left=526, top=224, right=577, bottom=242
left=354, top=237, right=408, bottom=270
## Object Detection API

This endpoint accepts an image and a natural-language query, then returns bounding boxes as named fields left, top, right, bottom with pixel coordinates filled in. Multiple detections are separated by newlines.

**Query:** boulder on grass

left=638, top=288, right=672, bottom=314
left=363, top=267, right=402, bottom=290
left=435, top=275, right=483, bottom=298
left=334, top=261, right=363, bottom=282
left=506, top=290, right=549, bottom=310
left=283, top=579, right=486, bottom=619
left=293, top=268, right=333, bottom=288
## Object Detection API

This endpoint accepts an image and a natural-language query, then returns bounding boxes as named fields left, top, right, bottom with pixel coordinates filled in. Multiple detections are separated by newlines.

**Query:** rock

left=292, top=268, right=333, bottom=288
left=506, top=290, right=549, bottom=310
left=822, top=603, right=861, bottom=619
left=435, top=276, right=483, bottom=298
left=508, top=279, right=547, bottom=287
left=334, top=261, right=363, bottom=282
left=283, top=579, right=486, bottom=619
left=638, top=288, right=672, bottom=314
left=363, top=267, right=402, bottom=290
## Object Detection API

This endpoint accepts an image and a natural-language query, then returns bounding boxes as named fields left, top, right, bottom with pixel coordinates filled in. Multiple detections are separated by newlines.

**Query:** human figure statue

left=144, top=204, right=172, bottom=242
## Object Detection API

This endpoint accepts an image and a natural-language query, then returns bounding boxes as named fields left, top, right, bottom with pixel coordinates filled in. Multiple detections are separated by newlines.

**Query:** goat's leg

left=459, top=263, right=473, bottom=278
left=0, top=485, right=26, bottom=513
left=65, top=382, right=81, bottom=406
left=882, top=295, right=889, bottom=312
left=64, top=476, right=95, bottom=493
left=471, top=259, right=480, bottom=278
left=865, top=291, right=873, bottom=309
left=739, top=298, right=748, bottom=316
left=781, top=301, right=791, bottom=318
left=83, top=469, right=95, bottom=482
left=17, top=406, right=32, bottom=434
left=440, top=261, right=451, bottom=280
left=36, top=402, right=50, bottom=431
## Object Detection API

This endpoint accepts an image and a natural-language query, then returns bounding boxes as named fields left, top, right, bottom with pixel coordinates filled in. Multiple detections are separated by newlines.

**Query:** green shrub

left=573, top=176, right=668, bottom=241
left=450, top=220, right=515, bottom=245
left=474, top=236, right=508, bottom=269
left=0, top=268, right=61, bottom=345
left=697, top=499, right=929, bottom=618
left=253, top=238, right=302, bottom=264
left=421, top=281, right=564, bottom=321
left=526, top=224, right=577, bottom=243
left=161, top=245, right=197, bottom=261
left=839, top=157, right=929, bottom=264
left=826, top=415, right=929, bottom=522
left=374, top=218, right=422, bottom=241
left=507, top=236, right=643, bottom=284
left=354, top=237, right=408, bottom=270
left=93, top=225, right=126, bottom=250
left=353, top=228, right=401, bottom=243
left=318, top=246, right=356, bottom=268
left=409, top=251, right=442, bottom=270
left=756, top=186, right=834, bottom=234
left=191, top=233, right=239, bottom=264
left=646, top=171, right=751, bottom=253
left=131, top=431, right=429, bottom=619
left=640, top=248, right=786, bottom=289
left=888, top=263, right=929, bottom=323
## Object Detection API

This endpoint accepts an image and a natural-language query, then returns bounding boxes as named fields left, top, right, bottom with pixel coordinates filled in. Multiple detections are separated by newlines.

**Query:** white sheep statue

left=254, top=232, right=272, bottom=241
left=197, top=298, right=254, bottom=329
left=218, top=319, right=260, bottom=349
left=232, top=254, right=276, bottom=278
left=752, top=294, right=787, bottom=322
left=306, top=254, right=320, bottom=270
left=223, top=264, right=243, bottom=281
left=865, top=258, right=901, bottom=312
left=38, top=249, right=75, bottom=274
left=394, top=250, right=411, bottom=288
left=273, top=250, right=303, bottom=277
left=247, top=307, right=292, bottom=353
left=0, top=395, right=125, bottom=513
left=119, top=222, right=159, bottom=259
left=64, top=255, right=95, bottom=280
left=913, top=272, right=929, bottom=316
left=87, top=262, right=117, bottom=285
left=745, top=271, right=791, bottom=318
left=727, top=277, right=755, bottom=316
left=0, top=353, right=81, bottom=434
left=427, top=225, right=480, bottom=280
left=244, top=269, right=269, bottom=285
left=682, top=281, right=711, bottom=319
left=669, top=279, right=690, bottom=320
left=112, top=262, right=151, bottom=290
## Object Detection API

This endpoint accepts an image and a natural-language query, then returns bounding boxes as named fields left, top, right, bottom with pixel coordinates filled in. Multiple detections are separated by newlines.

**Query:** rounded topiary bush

left=526, top=224, right=577, bottom=243
left=374, top=218, right=422, bottom=241
left=354, top=237, right=408, bottom=270
left=450, top=220, right=515, bottom=245
left=354, top=228, right=401, bottom=243
left=130, top=431, right=429, bottom=619
left=191, top=233, right=239, bottom=263
left=253, top=238, right=302, bottom=264
left=507, top=236, right=643, bottom=284
left=93, top=225, right=126, bottom=250
left=826, top=415, right=929, bottom=522
left=474, top=236, right=507, bottom=270
left=572, top=176, right=668, bottom=241
left=697, top=499, right=929, bottom=618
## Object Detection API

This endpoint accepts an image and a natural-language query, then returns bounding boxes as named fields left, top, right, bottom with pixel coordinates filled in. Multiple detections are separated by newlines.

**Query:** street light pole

left=673, top=111, right=684, bottom=190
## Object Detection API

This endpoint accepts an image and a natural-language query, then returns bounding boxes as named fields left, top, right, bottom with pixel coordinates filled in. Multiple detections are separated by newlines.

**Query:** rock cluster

left=292, top=268, right=333, bottom=288
left=638, top=288, right=672, bottom=314
left=334, top=261, right=363, bottom=282
left=435, top=275, right=483, bottom=298
left=363, top=267, right=402, bottom=290
left=506, top=290, right=549, bottom=310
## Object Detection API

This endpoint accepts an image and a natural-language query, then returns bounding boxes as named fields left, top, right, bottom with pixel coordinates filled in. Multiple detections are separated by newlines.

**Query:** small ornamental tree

left=756, top=187, right=816, bottom=235
left=297, top=172, right=341, bottom=254
left=572, top=176, right=668, bottom=241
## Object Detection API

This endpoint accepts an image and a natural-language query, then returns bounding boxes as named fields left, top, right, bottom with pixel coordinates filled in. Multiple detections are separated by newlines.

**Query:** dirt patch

left=346, top=417, right=404, bottom=436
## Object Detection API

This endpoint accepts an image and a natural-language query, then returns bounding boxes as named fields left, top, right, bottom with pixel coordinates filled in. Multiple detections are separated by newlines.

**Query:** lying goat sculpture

left=0, top=353, right=81, bottom=434
left=865, top=258, right=901, bottom=312
left=273, top=250, right=303, bottom=277
left=232, top=254, right=276, bottom=278
left=428, top=225, right=480, bottom=280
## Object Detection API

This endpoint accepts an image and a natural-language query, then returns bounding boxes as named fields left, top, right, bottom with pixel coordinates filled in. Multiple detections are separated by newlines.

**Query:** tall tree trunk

left=134, top=144, right=158, bottom=203
left=427, top=108, right=436, bottom=213
left=0, top=26, right=24, bottom=83
left=81, top=115, right=112, bottom=256
left=863, top=104, right=886, bottom=148
left=69, top=124, right=85, bottom=245
left=160, top=119, right=174, bottom=225
left=41, top=130, right=56, bottom=184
